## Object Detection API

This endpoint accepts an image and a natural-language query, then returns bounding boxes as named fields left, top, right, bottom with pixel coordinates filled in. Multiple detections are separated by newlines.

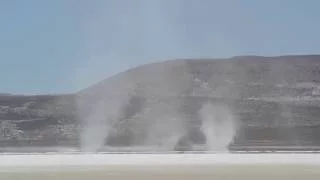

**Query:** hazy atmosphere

left=2, top=2, right=320, bottom=179
left=1, top=0, right=320, bottom=94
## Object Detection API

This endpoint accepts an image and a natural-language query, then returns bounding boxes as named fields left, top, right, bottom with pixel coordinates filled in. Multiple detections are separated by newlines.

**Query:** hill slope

left=1, top=55, right=320, bottom=152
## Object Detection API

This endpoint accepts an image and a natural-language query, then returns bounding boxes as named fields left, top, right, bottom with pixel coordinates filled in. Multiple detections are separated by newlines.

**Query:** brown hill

left=1, top=55, right=320, bottom=152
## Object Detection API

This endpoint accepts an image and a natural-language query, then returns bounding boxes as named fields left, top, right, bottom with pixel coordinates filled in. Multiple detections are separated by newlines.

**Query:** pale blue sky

left=1, top=0, right=320, bottom=94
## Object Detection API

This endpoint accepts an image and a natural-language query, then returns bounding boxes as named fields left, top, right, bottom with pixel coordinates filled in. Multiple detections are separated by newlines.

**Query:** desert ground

left=1, top=154, right=320, bottom=180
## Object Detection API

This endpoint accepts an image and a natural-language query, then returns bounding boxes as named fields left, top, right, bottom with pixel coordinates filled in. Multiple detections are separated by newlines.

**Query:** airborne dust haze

left=200, top=103, right=237, bottom=152
left=77, top=0, right=238, bottom=152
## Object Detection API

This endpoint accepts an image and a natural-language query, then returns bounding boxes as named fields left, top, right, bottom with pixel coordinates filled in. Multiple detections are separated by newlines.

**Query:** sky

left=1, top=0, right=320, bottom=94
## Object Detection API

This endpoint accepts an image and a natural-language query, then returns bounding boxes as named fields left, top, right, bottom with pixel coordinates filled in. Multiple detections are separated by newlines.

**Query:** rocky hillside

left=1, top=55, right=320, bottom=151
left=0, top=94, right=79, bottom=147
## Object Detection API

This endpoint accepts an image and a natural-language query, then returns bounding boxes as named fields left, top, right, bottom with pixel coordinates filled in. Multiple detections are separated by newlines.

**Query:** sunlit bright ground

left=1, top=165, right=320, bottom=180
left=1, top=154, right=320, bottom=180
